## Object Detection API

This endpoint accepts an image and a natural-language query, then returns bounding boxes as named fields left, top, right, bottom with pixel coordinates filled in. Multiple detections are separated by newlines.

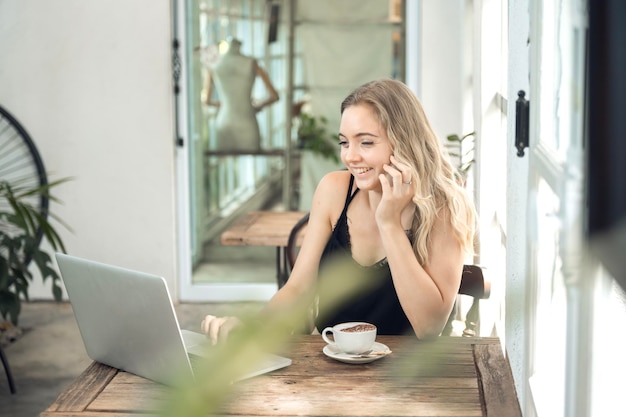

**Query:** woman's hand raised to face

left=200, top=315, right=243, bottom=345
left=376, top=155, right=416, bottom=226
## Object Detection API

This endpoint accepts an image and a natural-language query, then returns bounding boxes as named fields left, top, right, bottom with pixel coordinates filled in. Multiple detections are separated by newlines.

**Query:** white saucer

left=322, top=342, right=391, bottom=364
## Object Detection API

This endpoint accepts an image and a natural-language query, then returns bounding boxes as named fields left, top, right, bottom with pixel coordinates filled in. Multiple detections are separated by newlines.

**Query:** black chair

left=285, top=212, right=310, bottom=279
left=442, top=264, right=491, bottom=337
left=285, top=212, right=491, bottom=337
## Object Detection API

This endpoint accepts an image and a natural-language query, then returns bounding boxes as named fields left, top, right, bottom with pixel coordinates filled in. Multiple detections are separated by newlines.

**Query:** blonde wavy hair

left=340, top=79, right=476, bottom=265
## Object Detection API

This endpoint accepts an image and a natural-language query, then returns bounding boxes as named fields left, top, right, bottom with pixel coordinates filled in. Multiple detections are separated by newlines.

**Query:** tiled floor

left=192, top=233, right=279, bottom=284
left=193, top=260, right=277, bottom=283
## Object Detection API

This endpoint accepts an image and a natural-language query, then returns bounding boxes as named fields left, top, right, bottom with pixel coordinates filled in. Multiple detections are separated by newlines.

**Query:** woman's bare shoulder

left=317, top=170, right=351, bottom=193
left=310, top=170, right=351, bottom=217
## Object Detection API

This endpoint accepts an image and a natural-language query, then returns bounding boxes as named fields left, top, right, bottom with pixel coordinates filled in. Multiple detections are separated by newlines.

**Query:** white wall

left=419, top=0, right=465, bottom=140
left=0, top=1, right=179, bottom=299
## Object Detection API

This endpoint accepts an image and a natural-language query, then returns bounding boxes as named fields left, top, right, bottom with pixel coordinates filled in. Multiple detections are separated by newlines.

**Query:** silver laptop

left=55, top=253, right=291, bottom=386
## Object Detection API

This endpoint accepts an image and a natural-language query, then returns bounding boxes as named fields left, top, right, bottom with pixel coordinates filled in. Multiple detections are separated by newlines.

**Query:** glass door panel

left=179, top=0, right=403, bottom=300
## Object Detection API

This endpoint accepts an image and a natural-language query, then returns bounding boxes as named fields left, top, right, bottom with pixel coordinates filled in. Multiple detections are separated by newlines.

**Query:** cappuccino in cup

left=321, top=322, right=377, bottom=354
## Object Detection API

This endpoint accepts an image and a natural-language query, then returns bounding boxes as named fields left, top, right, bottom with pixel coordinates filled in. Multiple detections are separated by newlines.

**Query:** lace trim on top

left=331, top=173, right=416, bottom=270
left=346, top=228, right=414, bottom=270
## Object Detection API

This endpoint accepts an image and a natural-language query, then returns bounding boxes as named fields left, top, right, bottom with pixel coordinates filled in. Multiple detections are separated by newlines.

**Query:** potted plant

left=445, top=131, right=475, bottom=185
left=295, top=112, right=340, bottom=163
left=294, top=111, right=344, bottom=210
left=0, top=178, right=70, bottom=327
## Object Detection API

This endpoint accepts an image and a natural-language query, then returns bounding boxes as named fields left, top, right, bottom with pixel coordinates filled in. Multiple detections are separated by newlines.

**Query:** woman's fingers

left=390, top=155, right=412, bottom=185
left=200, top=314, right=215, bottom=335
left=382, top=164, right=411, bottom=190
left=200, top=315, right=242, bottom=345
left=220, top=317, right=243, bottom=342
left=201, top=315, right=226, bottom=345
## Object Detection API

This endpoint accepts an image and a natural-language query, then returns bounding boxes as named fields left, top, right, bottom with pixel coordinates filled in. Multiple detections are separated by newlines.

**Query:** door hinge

left=515, top=90, right=529, bottom=157
left=172, top=39, right=182, bottom=95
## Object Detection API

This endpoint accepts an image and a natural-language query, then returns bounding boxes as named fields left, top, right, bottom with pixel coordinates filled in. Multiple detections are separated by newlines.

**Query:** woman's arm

left=379, top=210, right=464, bottom=339
left=375, top=158, right=464, bottom=338
left=262, top=171, right=347, bottom=313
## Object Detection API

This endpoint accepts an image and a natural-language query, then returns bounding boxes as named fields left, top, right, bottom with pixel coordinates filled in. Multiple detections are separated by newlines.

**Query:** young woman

left=202, top=78, right=475, bottom=341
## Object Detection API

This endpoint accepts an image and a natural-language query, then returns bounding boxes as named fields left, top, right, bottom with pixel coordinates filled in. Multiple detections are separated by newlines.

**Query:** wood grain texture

left=44, top=361, right=118, bottom=413
left=40, top=336, right=520, bottom=417
left=473, top=343, right=522, bottom=417
left=220, top=211, right=308, bottom=247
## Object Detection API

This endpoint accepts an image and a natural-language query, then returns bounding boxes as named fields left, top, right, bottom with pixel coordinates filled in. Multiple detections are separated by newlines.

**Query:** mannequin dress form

left=203, top=38, right=279, bottom=152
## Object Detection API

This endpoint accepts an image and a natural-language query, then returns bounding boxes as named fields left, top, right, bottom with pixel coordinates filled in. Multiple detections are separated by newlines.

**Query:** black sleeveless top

left=314, top=175, right=414, bottom=335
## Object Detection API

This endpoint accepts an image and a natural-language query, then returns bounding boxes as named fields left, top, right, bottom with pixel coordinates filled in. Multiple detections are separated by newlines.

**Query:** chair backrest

left=285, top=212, right=490, bottom=299
left=459, top=264, right=490, bottom=299
left=286, top=212, right=310, bottom=272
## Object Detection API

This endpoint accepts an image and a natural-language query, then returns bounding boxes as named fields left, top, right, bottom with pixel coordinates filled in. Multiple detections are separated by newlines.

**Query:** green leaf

left=0, top=290, right=21, bottom=325
left=445, top=132, right=476, bottom=178
left=0, top=258, right=9, bottom=290
left=296, top=113, right=340, bottom=163
left=52, top=283, right=63, bottom=302
left=461, top=131, right=476, bottom=140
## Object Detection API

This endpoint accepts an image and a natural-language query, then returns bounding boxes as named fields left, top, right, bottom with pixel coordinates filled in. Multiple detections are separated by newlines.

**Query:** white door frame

left=173, top=0, right=278, bottom=302
left=172, top=0, right=192, bottom=301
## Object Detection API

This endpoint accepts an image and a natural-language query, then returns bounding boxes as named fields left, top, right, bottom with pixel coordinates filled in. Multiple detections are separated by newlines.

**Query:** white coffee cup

left=321, top=322, right=377, bottom=354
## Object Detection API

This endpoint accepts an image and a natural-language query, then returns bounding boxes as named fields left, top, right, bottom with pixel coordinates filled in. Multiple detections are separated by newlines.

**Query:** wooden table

left=220, top=210, right=308, bottom=287
left=40, top=336, right=521, bottom=417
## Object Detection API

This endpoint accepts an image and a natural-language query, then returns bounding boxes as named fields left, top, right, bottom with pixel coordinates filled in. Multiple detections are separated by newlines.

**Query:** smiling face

left=338, top=103, right=393, bottom=191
